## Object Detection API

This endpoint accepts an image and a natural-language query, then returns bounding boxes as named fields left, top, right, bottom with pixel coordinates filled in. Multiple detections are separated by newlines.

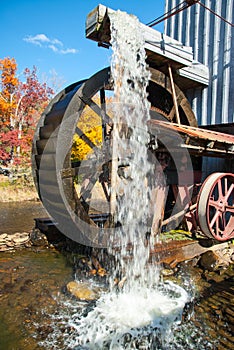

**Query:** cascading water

left=62, top=10, right=189, bottom=350
left=108, top=8, right=157, bottom=293
left=38, top=10, right=191, bottom=350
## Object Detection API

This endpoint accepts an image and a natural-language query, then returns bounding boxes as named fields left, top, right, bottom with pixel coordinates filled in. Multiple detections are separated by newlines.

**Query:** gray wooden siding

left=165, top=0, right=234, bottom=126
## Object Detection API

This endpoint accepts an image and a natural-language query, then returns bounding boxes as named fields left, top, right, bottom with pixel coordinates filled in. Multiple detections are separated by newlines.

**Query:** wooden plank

left=150, top=240, right=229, bottom=268
left=85, top=4, right=209, bottom=86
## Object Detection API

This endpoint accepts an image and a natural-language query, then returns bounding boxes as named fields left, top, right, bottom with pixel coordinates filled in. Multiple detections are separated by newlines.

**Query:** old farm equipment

left=32, top=5, right=234, bottom=246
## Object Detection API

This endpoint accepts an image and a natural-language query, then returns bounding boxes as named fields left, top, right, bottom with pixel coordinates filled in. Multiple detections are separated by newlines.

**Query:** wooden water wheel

left=32, top=66, right=197, bottom=247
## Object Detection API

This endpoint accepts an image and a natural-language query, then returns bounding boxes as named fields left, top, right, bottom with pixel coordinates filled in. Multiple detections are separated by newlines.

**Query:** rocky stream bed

left=0, top=222, right=234, bottom=349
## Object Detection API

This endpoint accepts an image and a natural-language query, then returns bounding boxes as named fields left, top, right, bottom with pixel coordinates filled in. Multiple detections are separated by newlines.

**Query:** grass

left=0, top=174, right=38, bottom=202
left=160, top=229, right=194, bottom=241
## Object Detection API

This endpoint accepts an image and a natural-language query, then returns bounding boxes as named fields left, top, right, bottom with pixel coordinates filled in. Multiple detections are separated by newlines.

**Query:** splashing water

left=108, top=9, right=156, bottom=292
left=39, top=10, right=190, bottom=350
left=63, top=10, right=190, bottom=349
left=64, top=281, right=188, bottom=349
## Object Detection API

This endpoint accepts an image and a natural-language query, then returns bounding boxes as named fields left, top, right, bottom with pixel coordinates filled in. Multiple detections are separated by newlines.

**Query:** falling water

left=108, top=9, right=154, bottom=290
left=107, top=9, right=157, bottom=295
left=38, top=10, right=190, bottom=350
left=62, top=10, right=189, bottom=349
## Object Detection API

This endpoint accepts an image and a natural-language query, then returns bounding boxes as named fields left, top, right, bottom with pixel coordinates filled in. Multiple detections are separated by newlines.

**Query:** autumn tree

left=71, top=95, right=113, bottom=162
left=15, top=66, right=54, bottom=163
left=0, top=58, right=19, bottom=164
left=0, top=57, right=54, bottom=166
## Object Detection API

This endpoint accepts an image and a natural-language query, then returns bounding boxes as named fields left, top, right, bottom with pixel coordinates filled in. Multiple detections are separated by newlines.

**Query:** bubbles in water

left=65, top=281, right=188, bottom=350
left=63, top=10, right=190, bottom=349
left=108, top=7, right=155, bottom=293
left=39, top=9, right=192, bottom=350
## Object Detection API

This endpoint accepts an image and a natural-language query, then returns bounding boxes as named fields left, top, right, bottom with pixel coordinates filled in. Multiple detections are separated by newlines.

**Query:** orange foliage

left=71, top=95, right=103, bottom=162
left=0, top=57, right=54, bottom=166
left=0, top=57, right=19, bottom=123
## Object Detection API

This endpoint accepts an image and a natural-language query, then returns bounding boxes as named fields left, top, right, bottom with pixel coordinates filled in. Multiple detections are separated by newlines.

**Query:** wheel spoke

left=224, top=177, right=228, bottom=195
left=75, top=126, right=97, bottom=149
left=81, top=95, right=112, bottom=125
left=101, top=182, right=110, bottom=202
left=210, top=209, right=221, bottom=229
left=209, top=198, right=220, bottom=210
left=217, top=178, right=223, bottom=199
left=224, top=183, right=234, bottom=201
left=220, top=212, right=227, bottom=232
left=226, top=205, right=234, bottom=214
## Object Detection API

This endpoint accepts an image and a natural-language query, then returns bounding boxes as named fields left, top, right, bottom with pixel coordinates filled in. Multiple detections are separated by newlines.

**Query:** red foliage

left=0, top=58, right=54, bottom=166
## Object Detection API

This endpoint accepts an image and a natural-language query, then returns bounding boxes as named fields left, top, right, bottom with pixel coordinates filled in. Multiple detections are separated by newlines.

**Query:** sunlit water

left=50, top=10, right=191, bottom=350
left=0, top=201, right=46, bottom=233
left=2, top=248, right=232, bottom=349
left=108, top=9, right=154, bottom=290
left=1, top=9, right=225, bottom=350
left=62, top=282, right=188, bottom=349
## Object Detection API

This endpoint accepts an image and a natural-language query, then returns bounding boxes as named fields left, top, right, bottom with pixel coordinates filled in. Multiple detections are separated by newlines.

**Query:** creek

left=0, top=7, right=233, bottom=350
left=0, top=201, right=46, bottom=234
left=0, top=246, right=233, bottom=349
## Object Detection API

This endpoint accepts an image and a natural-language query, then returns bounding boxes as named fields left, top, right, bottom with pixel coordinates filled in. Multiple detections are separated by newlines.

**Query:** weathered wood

left=149, top=68, right=197, bottom=126
left=168, top=65, right=181, bottom=124
left=73, top=186, right=97, bottom=228
left=150, top=240, right=229, bottom=268
left=86, top=4, right=209, bottom=87
left=151, top=174, right=168, bottom=235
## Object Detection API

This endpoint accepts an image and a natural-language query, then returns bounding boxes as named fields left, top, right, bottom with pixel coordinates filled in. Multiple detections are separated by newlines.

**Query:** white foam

left=64, top=11, right=190, bottom=350
left=65, top=282, right=188, bottom=349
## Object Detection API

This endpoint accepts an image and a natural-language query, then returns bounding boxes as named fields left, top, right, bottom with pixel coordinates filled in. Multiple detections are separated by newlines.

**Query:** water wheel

left=197, top=172, right=234, bottom=241
left=32, top=66, right=197, bottom=247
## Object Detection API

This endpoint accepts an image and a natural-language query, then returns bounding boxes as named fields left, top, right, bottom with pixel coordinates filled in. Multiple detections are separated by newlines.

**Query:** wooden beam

left=168, top=65, right=181, bottom=124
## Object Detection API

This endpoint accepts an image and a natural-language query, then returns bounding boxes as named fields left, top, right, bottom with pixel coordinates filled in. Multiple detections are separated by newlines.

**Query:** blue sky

left=1, top=0, right=165, bottom=90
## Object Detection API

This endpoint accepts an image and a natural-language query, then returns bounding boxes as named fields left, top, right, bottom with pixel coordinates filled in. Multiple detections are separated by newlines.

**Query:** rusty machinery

left=32, top=5, right=234, bottom=245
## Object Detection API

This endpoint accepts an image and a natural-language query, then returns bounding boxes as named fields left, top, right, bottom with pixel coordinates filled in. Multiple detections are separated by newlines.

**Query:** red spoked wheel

left=197, top=172, right=234, bottom=241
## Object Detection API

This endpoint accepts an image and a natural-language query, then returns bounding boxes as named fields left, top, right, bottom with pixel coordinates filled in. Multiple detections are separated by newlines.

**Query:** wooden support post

left=168, top=65, right=181, bottom=124
left=151, top=168, right=168, bottom=236
left=151, top=184, right=168, bottom=236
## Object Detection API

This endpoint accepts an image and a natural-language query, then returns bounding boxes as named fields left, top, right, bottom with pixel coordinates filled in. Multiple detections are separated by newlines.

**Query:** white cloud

left=52, top=38, right=63, bottom=46
left=24, top=33, right=50, bottom=46
left=60, top=48, right=78, bottom=54
left=23, top=33, right=78, bottom=54
left=48, top=44, right=59, bottom=53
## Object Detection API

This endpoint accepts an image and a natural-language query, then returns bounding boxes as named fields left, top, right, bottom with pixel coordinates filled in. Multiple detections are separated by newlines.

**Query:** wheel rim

left=197, top=172, right=234, bottom=241
left=32, top=67, right=197, bottom=247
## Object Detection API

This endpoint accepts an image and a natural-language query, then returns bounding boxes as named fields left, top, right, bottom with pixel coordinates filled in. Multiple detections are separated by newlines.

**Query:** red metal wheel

left=197, top=172, right=234, bottom=241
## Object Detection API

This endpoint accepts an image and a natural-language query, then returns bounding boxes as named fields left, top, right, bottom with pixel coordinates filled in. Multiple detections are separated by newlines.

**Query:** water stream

left=0, top=246, right=233, bottom=349
left=0, top=9, right=233, bottom=350
left=0, top=201, right=46, bottom=234
left=59, top=10, right=190, bottom=349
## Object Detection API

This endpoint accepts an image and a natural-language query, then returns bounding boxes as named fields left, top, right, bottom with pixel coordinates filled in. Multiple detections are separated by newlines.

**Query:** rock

left=199, top=250, right=229, bottom=271
left=5, top=236, right=13, bottom=242
left=13, top=232, right=21, bottom=237
left=6, top=241, right=15, bottom=247
left=30, top=229, right=48, bottom=247
left=0, top=245, right=13, bottom=252
left=161, top=268, right=175, bottom=277
left=0, top=233, right=8, bottom=245
left=66, top=281, right=97, bottom=301
left=12, top=233, right=29, bottom=244
left=24, top=240, right=32, bottom=248
left=0, top=233, right=8, bottom=240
